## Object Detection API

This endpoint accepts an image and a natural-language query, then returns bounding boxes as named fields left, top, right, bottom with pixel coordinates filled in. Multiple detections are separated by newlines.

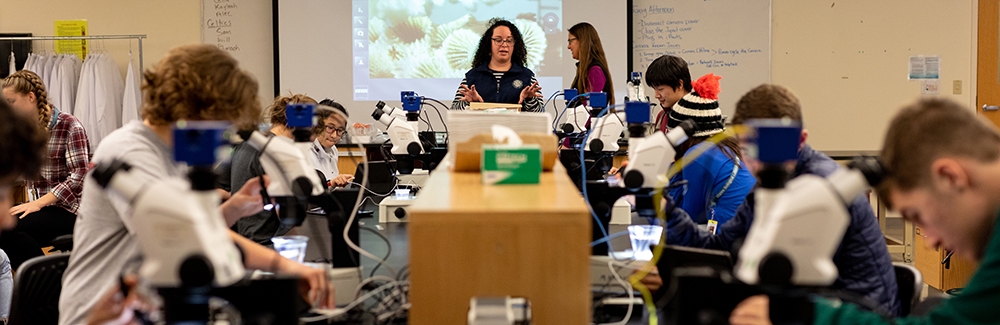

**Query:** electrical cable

left=625, top=125, right=752, bottom=325
left=299, top=280, right=409, bottom=323
left=595, top=260, right=634, bottom=325
left=588, top=229, right=630, bottom=247
left=362, top=226, right=392, bottom=278
left=543, top=90, right=563, bottom=128
left=354, top=275, right=397, bottom=299
left=421, top=97, right=451, bottom=143
left=418, top=108, right=433, bottom=132
left=581, top=102, right=619, bottom=251
left=348, top=181, right=400, bottom=197
left=554, top=93, right=589, bottom=133
left=345, top=140, right=398, bottom=279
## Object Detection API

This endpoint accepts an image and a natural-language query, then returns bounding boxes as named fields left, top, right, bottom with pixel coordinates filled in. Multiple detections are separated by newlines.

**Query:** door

left=949, top=0, right=1000, bottom=290
left=980, top=0, right=1000, bottom=125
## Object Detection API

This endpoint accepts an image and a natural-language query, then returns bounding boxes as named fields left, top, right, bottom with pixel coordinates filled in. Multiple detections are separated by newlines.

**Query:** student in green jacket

left=730, top=98, right=1000, bottom=325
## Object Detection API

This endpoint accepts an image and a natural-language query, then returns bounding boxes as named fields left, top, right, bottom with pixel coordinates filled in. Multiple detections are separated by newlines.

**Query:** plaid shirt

left=27, top=110, right=92, bottom=214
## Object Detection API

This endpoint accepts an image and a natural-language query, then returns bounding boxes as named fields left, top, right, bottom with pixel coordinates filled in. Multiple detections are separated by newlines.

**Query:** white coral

left=374, top=0, right=427, bottom=24
left=430, top=14, right=471, bottom=48
left=369, top=40, right=396, bottom=78
left=387, top=16, right=433, bottom=44
left=514, top=19, right=547, bottom=71
left=443, top=28, right=480, bottom=70
left=369, top=16, right=386, bottom=43
left=393, top=38, right=432, bottom=78
left=413, top=54, right=456, bottom=78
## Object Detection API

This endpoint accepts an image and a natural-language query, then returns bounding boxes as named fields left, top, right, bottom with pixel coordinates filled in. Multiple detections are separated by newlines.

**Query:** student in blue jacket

left=642, top=84, right=900, bottom=316
left=451, top=18, right=543, bottom=112
left=665, top=73, right=755, bottom=227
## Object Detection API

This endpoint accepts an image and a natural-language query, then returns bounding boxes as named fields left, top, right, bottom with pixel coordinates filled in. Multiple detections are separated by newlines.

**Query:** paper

left=921, top=80, right=940, bottom=95
left=909, top=55, right=940, bottom=80
left=54, top=20, right=87, bottom=60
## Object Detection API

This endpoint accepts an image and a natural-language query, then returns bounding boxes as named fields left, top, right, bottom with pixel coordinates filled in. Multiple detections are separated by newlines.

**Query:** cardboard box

left=481, top=145, right=542, bottom=185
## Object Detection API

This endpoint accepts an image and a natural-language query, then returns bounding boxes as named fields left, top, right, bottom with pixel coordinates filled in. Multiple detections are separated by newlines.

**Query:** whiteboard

left=202, top=0, right=274, bottom=109
left=631, top=0, right=770, bottom=118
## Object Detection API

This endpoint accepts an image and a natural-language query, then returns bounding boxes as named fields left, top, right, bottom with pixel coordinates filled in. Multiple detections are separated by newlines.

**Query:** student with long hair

left=567, top=22, right=614, bottom=105
left=59, top=45, right=334, bottom=324
left=1, top=70, right=91, bottom=269
left=451, top=18, right=544, bottom=112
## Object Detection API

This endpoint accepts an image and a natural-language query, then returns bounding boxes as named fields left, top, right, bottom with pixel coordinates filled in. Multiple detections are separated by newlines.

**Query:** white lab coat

left=48, top=55, right=80, bottom=114
left=74, top=54, right=97, bottom=147
left=90, top=54, right=124, bottom=146
left=48, top=55, right=64, bottom=109
left=34, top=55, right=48, bottom=84
left=22, top=53, right=34, bottom=73
left=311, top=138, right=340, bottom=181
left=41, top=54, right=56, bottom=90
left=7, top=52, right=14, bottom=77
left=121, top=57, right=141, bottom=125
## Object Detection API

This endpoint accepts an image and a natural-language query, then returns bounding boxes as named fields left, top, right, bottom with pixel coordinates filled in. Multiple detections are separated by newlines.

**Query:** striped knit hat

left=668, top=73, right=724, bottom=137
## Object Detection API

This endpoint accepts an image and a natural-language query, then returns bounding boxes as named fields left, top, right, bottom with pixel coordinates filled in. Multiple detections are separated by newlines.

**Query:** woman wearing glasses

left=229, top=93, right=317, bottom=245
left=567, top=22, right=614, bottom=105
left=311, top=99, right=354, bottom=187
left=451, top=18, right=543, bottom=112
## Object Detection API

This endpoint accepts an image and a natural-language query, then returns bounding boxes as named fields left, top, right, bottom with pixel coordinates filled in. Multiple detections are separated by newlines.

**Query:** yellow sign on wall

left=54, top=20, right=87, bottom=60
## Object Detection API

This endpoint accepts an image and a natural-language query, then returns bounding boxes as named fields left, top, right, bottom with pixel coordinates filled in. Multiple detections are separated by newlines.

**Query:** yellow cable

left=626, top=125, right=751, bottom=325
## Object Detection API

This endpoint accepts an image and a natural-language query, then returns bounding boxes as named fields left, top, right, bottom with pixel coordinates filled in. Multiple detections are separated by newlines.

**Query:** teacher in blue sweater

left=451, top=18, right=543, bottom=112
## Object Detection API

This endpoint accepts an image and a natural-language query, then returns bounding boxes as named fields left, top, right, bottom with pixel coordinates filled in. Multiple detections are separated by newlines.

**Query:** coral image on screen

left=354, top=0, right=563, bottom=101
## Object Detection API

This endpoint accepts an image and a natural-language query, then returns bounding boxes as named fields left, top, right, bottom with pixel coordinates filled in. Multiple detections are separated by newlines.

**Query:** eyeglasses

left=567, top=37, right=578, bottom=44
left=325, top=125, right=346, bottom=135
left=492, top=38, right=515, bottom=46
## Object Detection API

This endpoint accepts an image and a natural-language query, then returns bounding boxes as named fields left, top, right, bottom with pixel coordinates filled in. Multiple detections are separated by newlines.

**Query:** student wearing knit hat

left=666, top=73, right=755, bottom=227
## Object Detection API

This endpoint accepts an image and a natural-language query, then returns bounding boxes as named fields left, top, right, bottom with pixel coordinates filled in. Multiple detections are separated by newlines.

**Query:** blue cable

left=542, top=90, right=562, bottom=114
left=543, top=91, right=563, bottom=130
left=583, top=103, right=625, bottom=249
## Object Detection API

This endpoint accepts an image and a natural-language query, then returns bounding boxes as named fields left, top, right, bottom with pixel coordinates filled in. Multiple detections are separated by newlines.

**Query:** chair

left=893, top=262, right=923, bottom=316
left=8, top=253, right=70, bottom=325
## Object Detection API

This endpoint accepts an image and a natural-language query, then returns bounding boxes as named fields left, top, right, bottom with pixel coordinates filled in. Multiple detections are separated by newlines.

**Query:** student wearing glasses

left=566, top=22, right=614, bottom=105
left=311, top=99, right=354, bottom=188
left=451, top=18, right=544, bottom=112
left=229, top=93, right=317, bottom=245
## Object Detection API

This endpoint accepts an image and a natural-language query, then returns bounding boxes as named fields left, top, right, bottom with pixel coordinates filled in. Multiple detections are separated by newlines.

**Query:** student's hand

left=85, top=276, right=150, bottom=325
left=730, top=295, right=772, bottom=325
left=519, top=81, right=542, bottom=104
left=216, top=188, right=233, bottom=202
left=221, top=176, right=270, bottom=222
left=633, top=266, right=663, bottom=292
left=609, top=160, right=629, bottom=177
left=10, top=201, right=42, bottom=219
left=277, top=258, right=336, bottom=309
left=332, top=174, right=354, bottom=187
left=459, top=84, right=483, bottom=103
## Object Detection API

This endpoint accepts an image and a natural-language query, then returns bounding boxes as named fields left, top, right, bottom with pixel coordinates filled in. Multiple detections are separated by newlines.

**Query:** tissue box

left=481, top=145, right=542, bottom=185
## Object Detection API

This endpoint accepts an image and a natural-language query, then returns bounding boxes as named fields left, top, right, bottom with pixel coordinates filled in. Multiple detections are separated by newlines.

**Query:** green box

left=481, top=145, right=542, bottom=185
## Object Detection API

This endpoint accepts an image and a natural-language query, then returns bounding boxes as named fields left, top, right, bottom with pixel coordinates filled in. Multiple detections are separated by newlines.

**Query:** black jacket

left=464, top=63, right=535, bottom=105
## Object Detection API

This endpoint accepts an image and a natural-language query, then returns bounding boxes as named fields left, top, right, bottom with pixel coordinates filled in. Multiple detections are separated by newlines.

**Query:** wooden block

left=469, top=102, right=521, bottom=111
left=408, top=163, right=591, bottom=324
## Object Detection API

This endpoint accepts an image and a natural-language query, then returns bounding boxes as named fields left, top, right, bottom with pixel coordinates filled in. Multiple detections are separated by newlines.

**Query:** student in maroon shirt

left=567, top=22, right=615, bottom=105
left=1, top=70, right=91, bottom=269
